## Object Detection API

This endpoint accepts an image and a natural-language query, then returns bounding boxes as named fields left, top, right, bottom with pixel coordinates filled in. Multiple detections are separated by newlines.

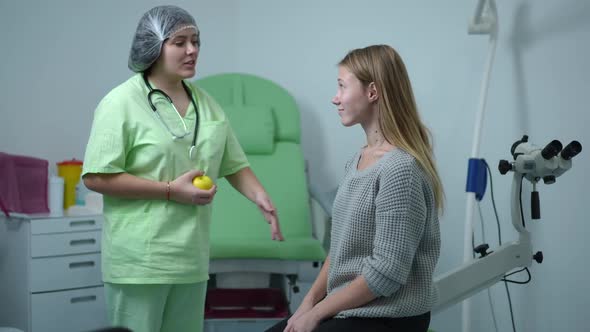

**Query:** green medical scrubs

left=83, top=74, right=249, bottom=331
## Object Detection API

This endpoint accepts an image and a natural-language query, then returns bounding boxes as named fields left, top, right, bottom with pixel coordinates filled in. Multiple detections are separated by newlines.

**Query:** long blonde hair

left=339, top=44, right=444, bottom=212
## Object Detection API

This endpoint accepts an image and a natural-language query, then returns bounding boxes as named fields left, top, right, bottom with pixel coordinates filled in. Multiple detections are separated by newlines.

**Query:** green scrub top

left=83, top=74, right=249, bottom=284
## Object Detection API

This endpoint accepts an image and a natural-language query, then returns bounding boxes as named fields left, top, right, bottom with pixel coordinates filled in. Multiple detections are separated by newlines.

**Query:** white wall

left=1, top=1, right=589, bottom=331
left=0, top=0, right=237, bottom=174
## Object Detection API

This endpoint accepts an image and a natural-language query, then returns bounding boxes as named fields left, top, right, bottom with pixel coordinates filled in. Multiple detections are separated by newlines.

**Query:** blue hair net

left=128, top=5, right=199, bottom=72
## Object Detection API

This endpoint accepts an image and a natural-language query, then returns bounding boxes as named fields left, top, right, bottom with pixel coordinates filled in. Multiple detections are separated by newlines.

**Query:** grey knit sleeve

left=361, top=158, right=427, bottom=297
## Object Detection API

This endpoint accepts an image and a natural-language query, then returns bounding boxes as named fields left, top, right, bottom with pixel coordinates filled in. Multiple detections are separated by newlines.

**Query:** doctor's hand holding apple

left=169, top=170, right=217, bottom=205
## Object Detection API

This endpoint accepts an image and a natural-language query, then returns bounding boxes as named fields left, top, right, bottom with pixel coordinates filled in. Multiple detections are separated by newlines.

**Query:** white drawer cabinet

left=0, top=214, right=108, bottom=332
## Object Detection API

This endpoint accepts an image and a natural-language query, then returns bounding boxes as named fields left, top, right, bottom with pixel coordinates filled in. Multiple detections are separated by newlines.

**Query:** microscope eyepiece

left=560, top=141, right=582, bottom=160
left=541, top=140, right=562, bottom=160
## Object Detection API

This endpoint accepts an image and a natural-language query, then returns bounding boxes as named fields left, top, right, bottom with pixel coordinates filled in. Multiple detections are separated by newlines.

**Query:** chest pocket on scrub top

left=195, top=120, right=228, bottom=177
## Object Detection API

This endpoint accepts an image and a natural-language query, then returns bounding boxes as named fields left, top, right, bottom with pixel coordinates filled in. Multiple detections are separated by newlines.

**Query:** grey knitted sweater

left=327, top=148, right=440, bottom=318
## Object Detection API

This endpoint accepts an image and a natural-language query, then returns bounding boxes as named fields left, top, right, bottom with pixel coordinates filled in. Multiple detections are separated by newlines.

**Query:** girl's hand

left=284, top=298, right=314, bottom=332
left=285, top=309, right=321, bottom=332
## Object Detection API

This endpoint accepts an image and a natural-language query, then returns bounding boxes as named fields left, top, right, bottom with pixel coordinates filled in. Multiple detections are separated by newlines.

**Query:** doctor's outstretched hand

left=255, top=191, right=284, bottom=241
left=170, top=170, right=217, bottom=205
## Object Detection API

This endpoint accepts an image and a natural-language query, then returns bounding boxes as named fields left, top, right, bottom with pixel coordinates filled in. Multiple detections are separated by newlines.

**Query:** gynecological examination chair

left=195, top=73, right=329, bottom=321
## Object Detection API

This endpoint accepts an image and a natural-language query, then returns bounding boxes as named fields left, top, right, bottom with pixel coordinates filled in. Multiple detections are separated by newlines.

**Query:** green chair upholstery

left=195, top=73, right=327, bottom=267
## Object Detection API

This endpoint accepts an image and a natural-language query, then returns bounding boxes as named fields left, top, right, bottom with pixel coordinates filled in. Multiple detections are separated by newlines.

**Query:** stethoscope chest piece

left=189, top=145, right=197, bottom=160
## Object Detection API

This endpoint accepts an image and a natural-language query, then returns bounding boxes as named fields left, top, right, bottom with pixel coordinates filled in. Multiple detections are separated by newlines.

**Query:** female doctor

left=82, top=5, right=283, bottom=332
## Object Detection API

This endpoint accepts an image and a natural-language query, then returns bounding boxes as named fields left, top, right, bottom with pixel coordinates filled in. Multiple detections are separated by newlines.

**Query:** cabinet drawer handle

left=69, top=239, right=96, bottom=246
left=70, top=220, right=96, bottom=227
left=70, top=295, right=97, bottom=303
left=69, top=261, right=95, bottom=269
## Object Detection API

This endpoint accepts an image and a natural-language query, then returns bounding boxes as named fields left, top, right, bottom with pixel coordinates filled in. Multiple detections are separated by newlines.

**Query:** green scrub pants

left=104, top=281, right=207, bottom=332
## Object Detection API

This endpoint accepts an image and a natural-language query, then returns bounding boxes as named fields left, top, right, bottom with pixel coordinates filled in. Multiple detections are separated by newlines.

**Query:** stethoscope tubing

left=142, top=73, right=200, bottom=150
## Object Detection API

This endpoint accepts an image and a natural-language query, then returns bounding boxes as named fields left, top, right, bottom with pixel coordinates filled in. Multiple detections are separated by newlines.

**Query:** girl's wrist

left=303, top=293, right=322, bottom=306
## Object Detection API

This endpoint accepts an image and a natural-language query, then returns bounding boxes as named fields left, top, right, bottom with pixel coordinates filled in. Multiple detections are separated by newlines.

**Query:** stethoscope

left=142, top=73, right=200, bottom=159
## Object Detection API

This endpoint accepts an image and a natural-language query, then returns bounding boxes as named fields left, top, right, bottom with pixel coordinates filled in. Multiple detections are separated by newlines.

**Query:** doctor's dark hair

left=339, top=44, right=444, bottom=213
left=128, top=5, right=200, bottom=73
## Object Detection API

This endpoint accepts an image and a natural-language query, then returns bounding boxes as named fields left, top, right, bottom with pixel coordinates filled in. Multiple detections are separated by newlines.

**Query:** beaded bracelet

left=166, top=181, right=171, bottom=201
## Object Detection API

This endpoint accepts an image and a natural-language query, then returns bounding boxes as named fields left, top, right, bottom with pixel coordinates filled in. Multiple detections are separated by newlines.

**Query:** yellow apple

left=192, top=175, right=214, bottom=190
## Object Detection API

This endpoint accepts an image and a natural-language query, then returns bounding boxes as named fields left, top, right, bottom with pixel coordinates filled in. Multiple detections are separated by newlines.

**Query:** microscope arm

left=433, top=234, right=531, bottom=314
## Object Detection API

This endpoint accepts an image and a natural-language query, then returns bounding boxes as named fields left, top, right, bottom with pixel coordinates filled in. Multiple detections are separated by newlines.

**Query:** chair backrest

left=195, top=73, right=314, bottom=249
